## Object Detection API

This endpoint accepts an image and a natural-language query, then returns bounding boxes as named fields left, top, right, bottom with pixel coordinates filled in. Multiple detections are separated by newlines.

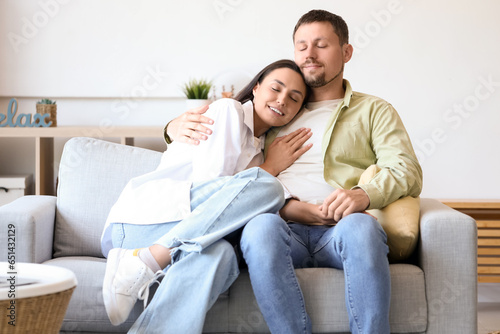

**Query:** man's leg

left=240, top=214, right=312, bottom=334
left=313, top=213, right=391, bottom=334
left=129, top=239, right=239, bottom=334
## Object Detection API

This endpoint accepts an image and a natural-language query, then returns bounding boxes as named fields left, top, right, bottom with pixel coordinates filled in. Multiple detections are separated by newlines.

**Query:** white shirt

left=277, top=99, right=342, bottom=204
left=104, top=99, right=264, bottom=229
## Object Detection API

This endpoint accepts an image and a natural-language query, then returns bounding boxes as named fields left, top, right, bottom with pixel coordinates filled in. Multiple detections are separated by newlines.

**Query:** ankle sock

left=137, top=248, right=162, bottom=272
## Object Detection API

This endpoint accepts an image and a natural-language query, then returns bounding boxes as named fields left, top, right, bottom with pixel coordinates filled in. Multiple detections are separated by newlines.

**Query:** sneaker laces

left=137, top=270, right=165, bottom=309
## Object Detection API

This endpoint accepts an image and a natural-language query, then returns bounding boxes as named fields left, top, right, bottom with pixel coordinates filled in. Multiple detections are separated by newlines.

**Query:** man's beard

left=305, top=64, right=344, bottom=88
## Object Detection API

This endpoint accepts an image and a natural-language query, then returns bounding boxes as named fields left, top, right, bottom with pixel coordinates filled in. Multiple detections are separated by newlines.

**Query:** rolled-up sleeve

left=357, top=103, right=423, bottom=209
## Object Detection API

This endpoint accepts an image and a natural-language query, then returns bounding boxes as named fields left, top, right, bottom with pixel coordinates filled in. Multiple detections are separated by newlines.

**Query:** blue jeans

left=110, top=167, right=285, bottom=333
left=240, top=213, right=391, bottom=334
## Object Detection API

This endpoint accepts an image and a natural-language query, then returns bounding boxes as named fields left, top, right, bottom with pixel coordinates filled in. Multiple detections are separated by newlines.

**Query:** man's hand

left=260, top=128, right=313, bottom=176
left=280, top=199, right=337, bottom=226
left=166, top=105, right=214, bottom=145
left=320, top=188, right=370, bottom=222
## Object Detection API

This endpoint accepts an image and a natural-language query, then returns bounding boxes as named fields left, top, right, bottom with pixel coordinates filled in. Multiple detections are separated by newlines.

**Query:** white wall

left=1, top=0, right=499, bottom=199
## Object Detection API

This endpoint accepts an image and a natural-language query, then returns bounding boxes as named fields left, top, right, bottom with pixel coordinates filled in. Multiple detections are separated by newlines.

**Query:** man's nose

left=304, top=47, right=316, bottom=60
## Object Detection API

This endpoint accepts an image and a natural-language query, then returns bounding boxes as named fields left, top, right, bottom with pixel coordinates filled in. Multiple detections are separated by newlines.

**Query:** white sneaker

left=103, top=248, right=164, bottom=326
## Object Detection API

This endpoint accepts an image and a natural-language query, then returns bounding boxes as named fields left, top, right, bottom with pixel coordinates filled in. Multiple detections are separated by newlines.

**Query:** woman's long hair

left=235, top=59, right=309, bottom=108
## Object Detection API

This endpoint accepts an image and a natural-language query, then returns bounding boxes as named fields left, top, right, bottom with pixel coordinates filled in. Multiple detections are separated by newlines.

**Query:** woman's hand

left=280, top=197, right=374, bottom=226
left=260, top=128, right=313, bottom=176
left=166, top=105, right=214, bottom=145
left=280, top=199, right=337, bottom=226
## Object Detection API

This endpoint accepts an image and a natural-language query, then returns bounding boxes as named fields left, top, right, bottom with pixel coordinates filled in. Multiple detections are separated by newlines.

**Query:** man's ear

left=343, top=44, right=354, bottom=63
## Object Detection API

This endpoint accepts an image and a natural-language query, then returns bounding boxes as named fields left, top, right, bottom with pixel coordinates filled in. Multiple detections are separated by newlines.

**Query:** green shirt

left=265, top=80, right=423, bottom=210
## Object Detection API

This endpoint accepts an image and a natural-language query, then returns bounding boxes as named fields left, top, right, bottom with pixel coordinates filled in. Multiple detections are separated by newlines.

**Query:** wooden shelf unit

left=0, top=126, right=164, bottom=196
left=441, top=199, right=500, bottom=283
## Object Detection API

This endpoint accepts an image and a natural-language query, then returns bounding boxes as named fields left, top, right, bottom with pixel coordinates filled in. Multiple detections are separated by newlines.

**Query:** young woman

left=101, top=59, right=312, bottom=333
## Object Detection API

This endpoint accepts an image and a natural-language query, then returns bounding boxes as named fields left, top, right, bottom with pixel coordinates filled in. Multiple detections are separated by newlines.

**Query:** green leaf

left=182, top=79, right=213, bottom=99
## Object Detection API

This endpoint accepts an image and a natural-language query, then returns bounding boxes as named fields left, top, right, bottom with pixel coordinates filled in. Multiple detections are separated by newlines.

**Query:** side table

left=1, top=262, right=77, bottom=333
left=441, top=199, right=500, bottom=283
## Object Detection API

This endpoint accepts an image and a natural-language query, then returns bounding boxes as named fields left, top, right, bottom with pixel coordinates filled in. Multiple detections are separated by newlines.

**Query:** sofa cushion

left=54, top=138, right=162, bottom=258
left=227, top=264, right=427, bottom=333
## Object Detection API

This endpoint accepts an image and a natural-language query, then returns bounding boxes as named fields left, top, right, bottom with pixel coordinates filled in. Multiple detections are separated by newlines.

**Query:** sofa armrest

left=417, top=198, right=477, bottom=334
left=0, top=195, right=56, bottom=264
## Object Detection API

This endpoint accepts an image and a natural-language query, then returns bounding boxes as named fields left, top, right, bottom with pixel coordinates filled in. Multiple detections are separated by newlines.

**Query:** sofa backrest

left=54, top=137, right=163, bottom=258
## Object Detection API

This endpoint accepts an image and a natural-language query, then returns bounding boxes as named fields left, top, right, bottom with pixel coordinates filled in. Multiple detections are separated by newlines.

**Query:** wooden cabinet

left=441, top=200, right=500, bottom=283
left=0, top=126, right=163, bottom=196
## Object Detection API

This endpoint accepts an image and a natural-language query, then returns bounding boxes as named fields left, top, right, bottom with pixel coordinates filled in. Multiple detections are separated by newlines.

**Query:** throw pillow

left=359, top=165, right=420, bottom=262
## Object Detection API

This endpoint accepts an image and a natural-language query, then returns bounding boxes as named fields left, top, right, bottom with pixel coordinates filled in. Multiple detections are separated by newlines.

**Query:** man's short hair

left=293, top=9, right=349, bottom=45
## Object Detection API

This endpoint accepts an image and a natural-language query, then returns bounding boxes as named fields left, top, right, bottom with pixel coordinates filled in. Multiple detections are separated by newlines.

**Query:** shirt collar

left=342, top=79, right=354, bottom=108
left=242, top=100, right=266, bottom=146
left=242, top=100, right=254, bottom=133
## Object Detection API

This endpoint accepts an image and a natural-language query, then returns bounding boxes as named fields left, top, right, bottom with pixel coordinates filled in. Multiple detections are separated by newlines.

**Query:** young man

left=166, top=9, right=422, bottom=334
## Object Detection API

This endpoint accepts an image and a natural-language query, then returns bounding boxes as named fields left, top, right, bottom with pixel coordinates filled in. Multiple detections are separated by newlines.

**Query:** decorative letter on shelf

left=0, top=98, right=52, bottom=127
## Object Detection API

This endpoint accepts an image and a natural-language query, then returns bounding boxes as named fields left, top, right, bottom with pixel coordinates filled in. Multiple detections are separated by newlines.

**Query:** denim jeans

left=110, top=167, right=285, bottom=333
left=240, top=213, right=391, bottom=334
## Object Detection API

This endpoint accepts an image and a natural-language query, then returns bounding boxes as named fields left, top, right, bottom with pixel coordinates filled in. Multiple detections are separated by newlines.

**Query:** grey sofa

left=0, top=137, right=478, bottom=334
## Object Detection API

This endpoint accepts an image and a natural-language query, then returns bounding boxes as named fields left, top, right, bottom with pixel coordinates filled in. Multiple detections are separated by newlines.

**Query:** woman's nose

left=277, top=94, right=285, bottom=106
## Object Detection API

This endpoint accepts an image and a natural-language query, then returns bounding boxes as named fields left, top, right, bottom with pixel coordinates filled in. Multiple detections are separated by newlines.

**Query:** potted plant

left=36, top=98, right=57, bottom=127
left=182, top=78, right=213, bottom=109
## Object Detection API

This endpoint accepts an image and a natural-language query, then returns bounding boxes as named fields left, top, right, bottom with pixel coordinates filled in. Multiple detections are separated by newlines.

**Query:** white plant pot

left=186, top=99, right=211, bottom=110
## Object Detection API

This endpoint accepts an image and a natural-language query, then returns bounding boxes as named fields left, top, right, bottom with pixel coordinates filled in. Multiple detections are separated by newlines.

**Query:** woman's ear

left=252, top=83, right=260, bottom=97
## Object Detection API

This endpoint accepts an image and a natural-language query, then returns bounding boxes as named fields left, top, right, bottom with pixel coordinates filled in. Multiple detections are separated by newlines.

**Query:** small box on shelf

left=0, top=174, right=33, bottom=206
